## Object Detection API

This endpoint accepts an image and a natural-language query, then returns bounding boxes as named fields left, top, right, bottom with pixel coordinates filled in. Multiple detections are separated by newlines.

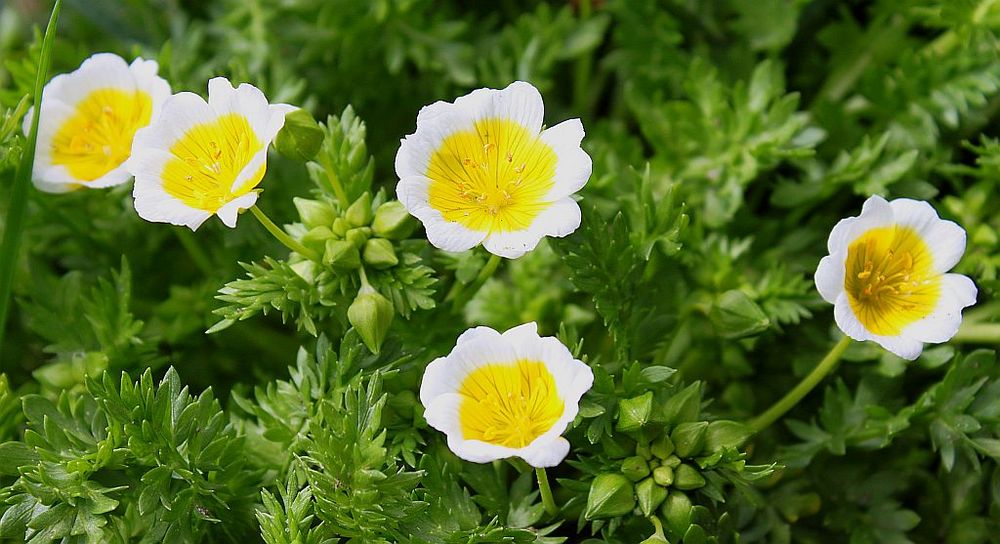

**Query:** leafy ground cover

left=1, top=0, right=999, bottom=542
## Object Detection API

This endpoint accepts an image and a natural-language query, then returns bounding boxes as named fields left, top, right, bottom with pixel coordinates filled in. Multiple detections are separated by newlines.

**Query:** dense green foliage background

left=1, top=0, right=1000, bottom=542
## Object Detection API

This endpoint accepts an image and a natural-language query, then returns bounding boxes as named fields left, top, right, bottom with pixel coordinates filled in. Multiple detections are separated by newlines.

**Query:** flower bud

left=661, top=491, right=693, bottom=535
left=635, top=477, right=668, bottom=517
left=301, top=226, right=334, bottom=253
left=708, top=289, right=770, bottom=339
left=332, top=217, right=349, bottom=237
left=346, top=227, right=371, bottom=249
left=636, top=441, right=653, bottom=460
left=621, top=455, right=650, bottom=482
left=372, top=201, right=417, bottom=240
left=346, top=192, right=373, bottom=227
left=362, top=238, right=399, bottom=269
left=651, top=434, right=675, bottom=460
left=584, top=473, right=635, bottom=520
left=663, top=455, right=682, bottom=468
left=293, top=197, right=335, bottom=229
left=617, top=391, right=654, bottom=432
left=704, top=420, right=751, bottom=453
left=661, top=382, right=702, bottom=425
left=274, top=109, right=325, bottom=162
left=653, top=465, right=674, bottom=487
left=324, top=239, right=360, bottom=269
left=672, top=464, right=706, bottom=490
left=670, top=421, right=708, bottom=458
left=348, top=286, right=394, bottom=354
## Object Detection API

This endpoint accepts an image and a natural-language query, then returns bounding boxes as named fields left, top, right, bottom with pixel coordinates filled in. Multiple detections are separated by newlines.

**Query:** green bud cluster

left=585, top=417, right=752, bottom=530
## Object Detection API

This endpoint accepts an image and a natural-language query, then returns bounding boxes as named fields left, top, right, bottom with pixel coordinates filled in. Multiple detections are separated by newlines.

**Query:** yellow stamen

left=458, top=360, right=564, bottom=448
left=426, top=118, right=557, bottom=233
left=844, top=225, right=941, bottom=336
left=51, top=88, right=153, bottom=181
left=161, top=113, right=264, bottom=212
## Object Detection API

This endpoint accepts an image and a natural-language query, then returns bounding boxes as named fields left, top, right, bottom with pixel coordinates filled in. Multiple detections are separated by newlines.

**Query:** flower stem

left=0, top=0, right=61, bottom=359
left=535, top=467, right=559, bottom=517
left=748, top=335, right=852, bottom=434
left=446, top=253, right=502, bottom=312
left=952, top=322, right=1000, bottom=344
left=250, top=205, right=321, bottom=262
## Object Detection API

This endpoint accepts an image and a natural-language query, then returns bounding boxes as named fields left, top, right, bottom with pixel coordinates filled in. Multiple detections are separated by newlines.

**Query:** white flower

left=395, top=81, right=592, bottom=259
left=419, top=322, right=594, bottom=467
left=815, top=195, right=977, bottom=360
left=126, top=77, right=295, bottom=230
left=25, top=52, right=171, bottom=193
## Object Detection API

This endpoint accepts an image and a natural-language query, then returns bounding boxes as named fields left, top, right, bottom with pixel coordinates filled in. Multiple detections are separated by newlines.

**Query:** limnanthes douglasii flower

left=395, top=81, right=592, bottom=258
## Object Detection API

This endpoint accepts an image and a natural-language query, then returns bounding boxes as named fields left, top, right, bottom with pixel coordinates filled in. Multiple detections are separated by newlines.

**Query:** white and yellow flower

left=25, top=52, right=171, bottom=193
left=815, top=195, right=977, bottom=360
left=395, top=81, right=592, bottom=259
left=126, top=77, right=295, bottom=230
left=419, top=322, right=594, bottom=467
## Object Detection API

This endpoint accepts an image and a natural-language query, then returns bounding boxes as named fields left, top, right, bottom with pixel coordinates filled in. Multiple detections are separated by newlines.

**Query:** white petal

left=520, top=437, right=571, bottom=468
left=449, top=438, right=521, bottom=464
left=814, top=253, right=846, bottom=304
left=500, top=321, right=539, bottom=344
left=539, top=118, right=591, bottom=200
left=826, top=216, right=857, bottom=255
left=456, top=325, right=503, bottom=346
left=216, top=192, right=259, bottom=228
left=902, top=274, right=977, bottom=343
left=424, top=216, right=486, bottom=253
left=842, top=195, right=895, bottom=247
left=81, top=164, right=133, bottom=188
left=491, top=81, right=544, bottom=134
left=128, top=57, right=171, bottom=119
left=229, top=149, right=268, bottom=192
left=833, top=292, right=872, bottom=342
left=131, top=153, right=213, bottom=231
left=42, top=53, right=136, bottom=110
left=419, top=357, right=460, bottom=407
left=130, top=92, right=215, bottom=152
left=889, top=198, right=967, bottom=274
left=207, top=78, right=271, bottom=136
left=873, top=334, right=924, bottom=361
left=482, top=198, right=581, bottom=259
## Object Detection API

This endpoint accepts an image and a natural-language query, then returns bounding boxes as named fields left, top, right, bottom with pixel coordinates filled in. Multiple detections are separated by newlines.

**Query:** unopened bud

left=672, top=464, right=706, bottom=490
left=704, top=420, right=751, bottom=453
left=348, top=286, right=394, bottom=354
left=332, top=218, right=349, bottom=237
left=372, top=201, right=417, bottom=240
left=324, top=239, right=360, bottom=269
left=363, top=238, right=399, bottom=269
left=274, top=108, right=324, bottom=161
left=621, top=455, right=650, bottom=482
left=636, top=477, right=668, bottom=517
left=661, top=491, right=693, bottom=535
left=346, top=192, right=373, bottom=227
left=617, top=391, right=654, bottom=432
left=653, top=465, right=674, bottom=487
left=651, top=434, right=675, bottom=460
left=584, top=473, right=635, bottom=520
left=671, top=421, right=708, bottom=458
left=346, top=227, right=371, bottom=249
left=294, top=197, right=335, bottom=229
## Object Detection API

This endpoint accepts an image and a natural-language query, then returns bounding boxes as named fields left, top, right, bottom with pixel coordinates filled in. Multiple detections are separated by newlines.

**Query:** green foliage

left=1, top=0, right=1000, bottom=542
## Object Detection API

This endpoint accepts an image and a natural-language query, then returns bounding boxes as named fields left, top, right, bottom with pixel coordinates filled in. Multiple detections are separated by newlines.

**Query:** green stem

left=249, top=205, right=321, bottom=262
left=572, top=0, right=594, bottom=115
left=749, top=335, right=852, bottom=434
left=535, top=467, right=559, bottom=517
left=174, top=229, right=214, bottom=276
left=318, top=156, right=349, bottom=205
left=952, top=322, right=1000, bottom=344
left=446, top=253, right=502, bottom=312
left=0, top=0, right=61, bottom=360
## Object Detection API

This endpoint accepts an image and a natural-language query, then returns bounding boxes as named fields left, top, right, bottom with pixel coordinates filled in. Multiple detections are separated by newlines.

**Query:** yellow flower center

left=51, top=88, right=153, bottom=182
left=458, top=359, right=564, bottom=448
left=161, top=113, right=265, bottom=212
left=844, top=225, right=941, bottom=336
left=426, top=118, right=557, bottom=233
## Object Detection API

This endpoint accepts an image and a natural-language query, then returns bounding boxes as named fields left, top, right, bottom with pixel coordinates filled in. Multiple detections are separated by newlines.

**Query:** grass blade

left=0, top=0, right=63, bottom=360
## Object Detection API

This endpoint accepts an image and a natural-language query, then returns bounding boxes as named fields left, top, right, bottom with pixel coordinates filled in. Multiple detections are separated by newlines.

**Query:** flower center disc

left=426, top=118, right=557, bottom=233
left=162, top=113, right=264, bottom=212
left=844, top=225, right=941, bottom=336
left=458, top=359, right=564, bottom=448
left=51, top=88, right=153, bottom=181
